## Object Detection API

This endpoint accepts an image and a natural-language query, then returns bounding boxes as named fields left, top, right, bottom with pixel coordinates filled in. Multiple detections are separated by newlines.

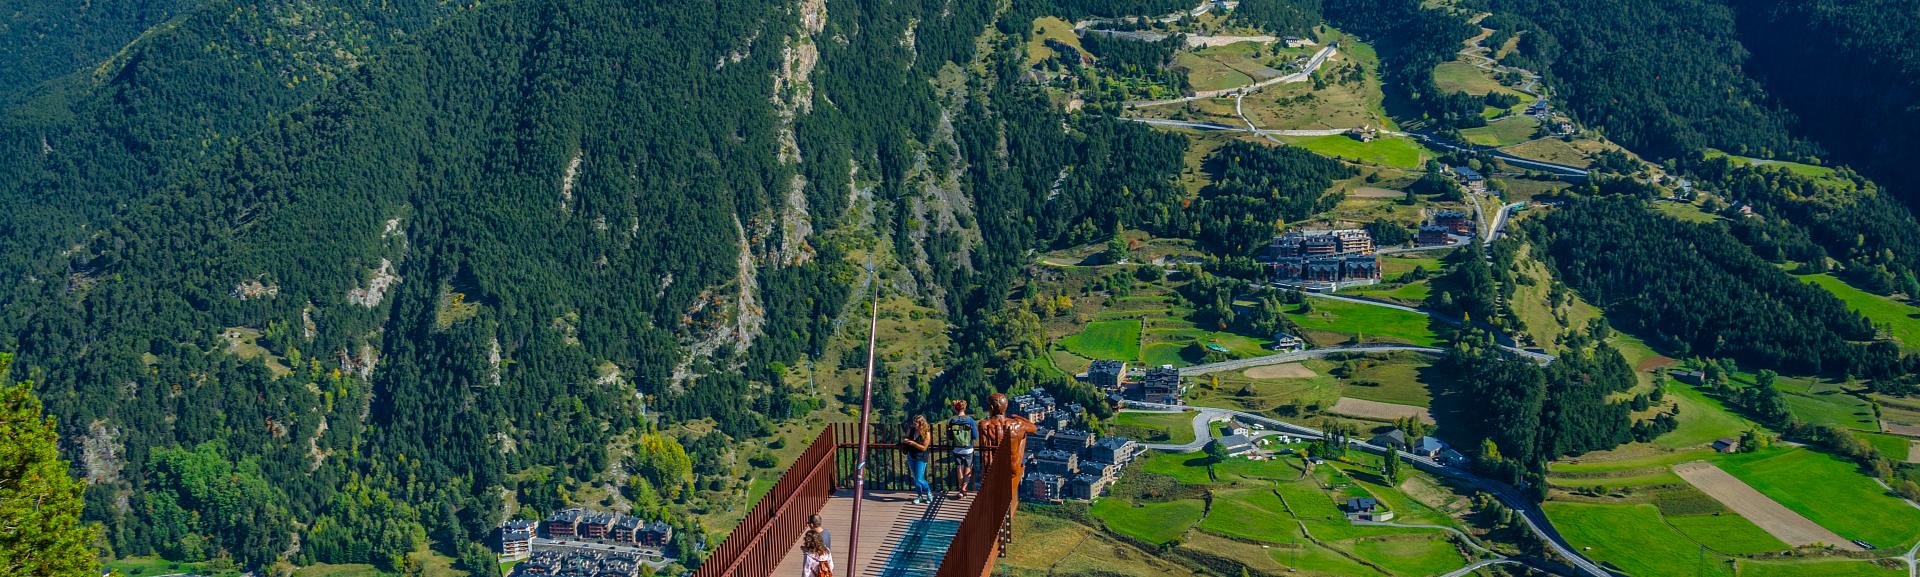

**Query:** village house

left=1022, top=472, right=1067, bottom=502
left=636, top=520, right=672, bottom=548
left=1265, top=229, right=1381, bottom=286
left=1276, top=254, right=1380, bottom=284
left=1417, top=224, right=1455, bottom=246
left=1216, top=433, right=1257, bottom=458
left=1032, top=449, right=1080, bottom=476
left=1086, top=360, right=1128, bottom=390
left=1269, top=229, right=1374, bottom=259
left=1049, top=428, right=1097, bottom=452
left=545, top=509, right=584, bottom=538
left=1411, top=436, right=1450, bottom=459
left=1432, top=210, right=1473, bottom=235
left=1270, top=332, right=1305, bottom=351
left=1131, top=365, right=1182, bottom=405
left=514, top=550, right=647, bottom=577
left=501, top=519, right=536, bottom=561
left=1026, top=427, right=1055, bottom=450
left=1344, top=497, right=1395, bottom=522
left=1090, top=437, right=1140, bottom=464
left=1010, top=390, right=1057, bottom=422
left=1669, top=369, right=1706, bottom=385
left=610, top=516, right=642, bottom=543
left=1713, top=437, right=1741, bottom=453
left=1369, top=429, right=1410, bottom=451
left=1069, top=473, right=1113, bottom=500
left=1451, top=166, right=1488, bottom=193
left=580, top=511, right=615, bottom=540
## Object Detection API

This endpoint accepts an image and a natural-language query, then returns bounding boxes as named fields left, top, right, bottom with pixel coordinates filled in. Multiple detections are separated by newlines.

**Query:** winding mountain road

left=1411, top=132, right=1589, bottom=179
left=1126, top=45, right=1338, bottom=109
left=1439, top=558, right=1527, bottom=577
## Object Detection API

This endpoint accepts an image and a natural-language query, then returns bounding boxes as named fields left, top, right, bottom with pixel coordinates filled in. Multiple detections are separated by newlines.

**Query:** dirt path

left=1672, top=461, right=1863, bottom=551
left=1328, top=397, right=1432, bottom=423
left=1244, top=363, right=1316, bottom=379
left=1348, top=187, right=1406, bottom=199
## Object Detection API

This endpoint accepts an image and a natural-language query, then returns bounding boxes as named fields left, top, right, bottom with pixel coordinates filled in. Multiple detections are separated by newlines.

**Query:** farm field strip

left=1672, top=461, right=1859, bottom=550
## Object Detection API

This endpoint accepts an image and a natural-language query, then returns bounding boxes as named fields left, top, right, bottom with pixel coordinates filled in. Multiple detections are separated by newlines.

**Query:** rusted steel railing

left=933, top=441, right=1017, bottom=577
left=692, top=427, right=841, bottom=577
left=696, top=422, right=1021, bottom=577
left=830, top=422, right=977, bottom=493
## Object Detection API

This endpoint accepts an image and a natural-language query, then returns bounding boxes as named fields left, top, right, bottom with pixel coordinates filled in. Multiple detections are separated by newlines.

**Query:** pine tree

left=0, top=354, right=100, bottom=577
left=1382, top=450, right=1403, bottom=484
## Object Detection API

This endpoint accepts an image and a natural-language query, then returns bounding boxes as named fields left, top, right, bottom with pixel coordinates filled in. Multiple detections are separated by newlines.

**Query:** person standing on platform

left=903, top=415, right=934, bottom=504
left=945, top=400, right=978, bottom=498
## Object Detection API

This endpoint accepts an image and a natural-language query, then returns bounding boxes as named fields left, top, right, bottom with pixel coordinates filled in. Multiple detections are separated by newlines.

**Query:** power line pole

left=848, top=286, right=881, bottom=577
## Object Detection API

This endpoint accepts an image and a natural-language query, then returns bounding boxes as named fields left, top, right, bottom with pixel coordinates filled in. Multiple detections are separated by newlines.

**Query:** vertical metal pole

left=850, top=293, right=880, bottom=577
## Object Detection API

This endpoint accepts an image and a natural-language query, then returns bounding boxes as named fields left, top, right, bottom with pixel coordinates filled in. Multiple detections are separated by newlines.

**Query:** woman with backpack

left=801, top=528, right=834, bottom=577
left=901, top=415, right=934, bottom=504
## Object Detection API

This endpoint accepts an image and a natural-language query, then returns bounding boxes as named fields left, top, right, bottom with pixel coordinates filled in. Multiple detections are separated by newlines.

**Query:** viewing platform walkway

left=770, top=490, right=975, bottom=577
left=693, top=424, right=1014, bottom=577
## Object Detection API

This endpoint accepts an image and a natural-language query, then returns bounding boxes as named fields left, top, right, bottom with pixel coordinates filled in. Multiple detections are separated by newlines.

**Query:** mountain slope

left=0, top=0, right=1009, bottom=565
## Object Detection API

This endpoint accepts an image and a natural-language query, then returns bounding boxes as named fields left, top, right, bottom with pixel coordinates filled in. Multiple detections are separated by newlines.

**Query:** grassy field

left=1286, top=298, right=1438, bottom=346
left=1239, top=35, right=1396, bottom=132
left=1432, top=61, right=1515, bottom=97
left=1500, top=137, right=1612, bottom=169
left=1798, top=273, right=1920, bottom=351
left=1704, top=149, right=1843, bottom=182
left=1338, top=354, right=1438, bottom=407
left=1177, top=42, right=1295, bottom=92
left=1548, top=502, right=1740, bottom=577
left=1110, top=451, right=1479, bottom=576
left=1654, top=199, right=1722, bottom=223
left=1090, top=497, right=1206, bottom=545
left=1175, top=51, right=1256, bottom=92
left=292, top=565, right=386, bottom=577
left=1060, top=319, right=1143, bottom=362
left=1281, top=134, right=1428, bottom=168
left=1755, top=372, right=1877, bottom=432
left=1716, top=448, right=1920, bottom=549
left=109, top=557, right=231, bottom=577
left=1025, top=17, right=1084, bottom=67
left=1734, top=559, right=1906, bottom=577
left=1459, top=116, right=1539, bottom=147
left=1002, top=512, right=1206, bottom=577
left=1381, top=254, right=1445, bottom=277
left=1660, top=383, right=1756, bottom=449
left=1338, top=280, right=1429, bottom=306
left=1110, top=410, right=1198, bottom=444
left=1663, top=511, right=1791, bottom=555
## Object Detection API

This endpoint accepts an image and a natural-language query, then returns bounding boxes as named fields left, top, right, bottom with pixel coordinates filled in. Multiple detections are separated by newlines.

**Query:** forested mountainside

left=0, top=0, right=197, bottom=101
left=0, top=0, right=1218, bottom=569
left=1483, top=0, right=1805, bottom=161
left=1476, top=0, right=1920, bottom=212
left=10, top=0, right=1920, bottom=574
left=1736, top=0, right=1920, bottom=213
left=0, top=0, right=1000, bottom=567
left=1470, top=0, right=1920, bottom=351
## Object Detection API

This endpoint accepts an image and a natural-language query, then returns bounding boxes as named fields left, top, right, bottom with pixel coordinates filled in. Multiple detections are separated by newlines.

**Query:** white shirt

left=803, top=552, right=834, bottom=577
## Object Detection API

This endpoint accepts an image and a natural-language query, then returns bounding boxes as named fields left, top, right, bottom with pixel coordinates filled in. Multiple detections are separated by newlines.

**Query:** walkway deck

left=771, top=490, right=974, bottom=577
